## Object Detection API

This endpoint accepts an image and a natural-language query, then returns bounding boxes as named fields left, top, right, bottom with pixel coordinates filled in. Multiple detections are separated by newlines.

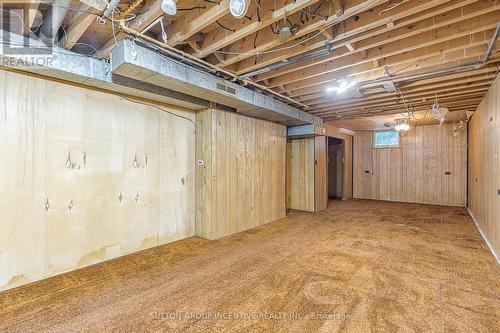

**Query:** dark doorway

left=328, top=137, right=344, bottom=200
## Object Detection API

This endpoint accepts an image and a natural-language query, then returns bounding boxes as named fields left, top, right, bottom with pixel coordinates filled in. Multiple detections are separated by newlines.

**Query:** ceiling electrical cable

left=0, top=8, right=103, bottom=59
left=213, top=0, right=380, bottom=56
left=216, top=20, right=235, bottom=32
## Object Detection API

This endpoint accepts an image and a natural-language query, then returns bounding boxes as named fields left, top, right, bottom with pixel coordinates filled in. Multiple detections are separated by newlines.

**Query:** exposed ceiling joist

left=168, top=0, right=230, bottom=46
left=194, top=0, right=322, bottom=59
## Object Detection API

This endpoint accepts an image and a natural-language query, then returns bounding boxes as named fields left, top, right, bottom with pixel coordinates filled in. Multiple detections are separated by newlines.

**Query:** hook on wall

left=66, top=150, right=87, bottom=170
left=133, top=152, right=148, bottom=169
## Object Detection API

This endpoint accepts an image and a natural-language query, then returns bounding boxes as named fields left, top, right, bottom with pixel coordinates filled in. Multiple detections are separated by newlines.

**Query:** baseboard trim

left=466, top=208, right=500, bottom=265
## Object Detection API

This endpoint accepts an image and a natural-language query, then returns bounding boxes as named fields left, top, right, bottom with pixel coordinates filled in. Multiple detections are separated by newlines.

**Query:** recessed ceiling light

left=230, top=0, right=250, bottom=18
left=161, top=0, right=178, bottom=15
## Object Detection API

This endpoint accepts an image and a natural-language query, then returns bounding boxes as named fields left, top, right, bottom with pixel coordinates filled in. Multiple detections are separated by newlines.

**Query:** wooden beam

left=230, top=0, right=446, bottom=73
left=333, top=0, right=344, bottom=16
left=78, top=0, right=107, bottom=11
left=285, top=41, right=493, bottom=95
left=64, top=6, right=101, bottom=49
left=269, top=17, right=499, bottom=91
left=220, top=0, right=389, bottom=70
left=26, top=2, right=40, bottom=36
left=308, top=75, right=497, bottom=108
left=319, top=96, right=485, bottom=118
left=312, top=86, right=491, bottom=113
left=309, top=74, right=496, bottom=108
left=195, top=0, right=322, bottom=59
left=168, top=0, right=230, bottom=46
left=345, top=43, right=355, bottom=52
left=99, top=0, right=169, bottom=56
left=255, top=2, right=496, bottom=83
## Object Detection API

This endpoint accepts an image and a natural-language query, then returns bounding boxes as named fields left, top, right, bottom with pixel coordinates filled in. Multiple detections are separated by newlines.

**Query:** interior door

left=315, top=136, right=328, bottom=211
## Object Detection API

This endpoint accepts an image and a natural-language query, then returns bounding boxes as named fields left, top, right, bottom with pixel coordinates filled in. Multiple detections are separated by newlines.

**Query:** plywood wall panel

left=0, top=72, right=47, bottom=288
left=468, top=75, right=500, bottom=258
left=0, top=71, right=195, bottom=291
left=195, top=109, right=286, bottom=240
left=158, top=111, right=195, bottom=244
left=353, top=124, right=466, bottom=207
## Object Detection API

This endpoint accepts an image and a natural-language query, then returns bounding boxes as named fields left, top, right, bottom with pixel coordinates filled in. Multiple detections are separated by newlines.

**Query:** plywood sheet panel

left=0, top=71, right=196, bottom=291
left=0, top=72, right=46, bottom=288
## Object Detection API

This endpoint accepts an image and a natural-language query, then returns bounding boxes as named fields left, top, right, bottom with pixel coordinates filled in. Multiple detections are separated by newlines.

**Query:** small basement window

left=373, top=131, right=400, bottom=148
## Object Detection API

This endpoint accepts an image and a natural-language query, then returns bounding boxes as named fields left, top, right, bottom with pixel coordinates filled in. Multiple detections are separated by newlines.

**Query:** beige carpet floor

left=1, top=199, right=499, bottom=332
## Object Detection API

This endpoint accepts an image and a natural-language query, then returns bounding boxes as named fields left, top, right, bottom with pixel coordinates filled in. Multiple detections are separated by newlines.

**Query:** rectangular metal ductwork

left=110, top=40, right=321, bottom=127
left=287, top=124, right=326, bottom=138
left=0, top=30, right=321, bottom=127
left=0, top=30, right=209, bottom=110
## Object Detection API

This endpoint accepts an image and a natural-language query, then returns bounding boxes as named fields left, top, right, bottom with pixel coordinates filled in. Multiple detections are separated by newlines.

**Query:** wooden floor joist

left=7, top=0, right=500, bottom=120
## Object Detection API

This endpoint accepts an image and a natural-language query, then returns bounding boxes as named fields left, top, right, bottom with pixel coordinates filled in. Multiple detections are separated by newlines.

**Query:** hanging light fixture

left=395, top=118, right=411, bottom=131
left=230, top=0, right=250, bottom=18
left=431, top=100, right=449, bottom=125
left=161, top=0, right=178, bottom=15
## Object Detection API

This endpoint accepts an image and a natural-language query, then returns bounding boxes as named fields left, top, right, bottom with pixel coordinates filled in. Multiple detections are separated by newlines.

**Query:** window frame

left=372, top=130, right=400, bottom=148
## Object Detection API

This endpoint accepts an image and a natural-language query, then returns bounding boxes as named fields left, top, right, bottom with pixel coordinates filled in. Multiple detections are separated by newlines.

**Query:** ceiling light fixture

left=230, top=0, right=250, bottom=18
left=161, top=0, right=178, bottom=15
left=395, top=118, right=411, bottom=131
left=279, top=26, right=292, bottom=40
left=326, top=79, right=357, bottom=94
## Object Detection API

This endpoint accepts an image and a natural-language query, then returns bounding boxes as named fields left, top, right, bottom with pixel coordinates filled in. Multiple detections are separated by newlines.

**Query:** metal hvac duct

left=0, top=30, right=321, bottom=127
left=240, top=44, right=333, bottom=79
left=39, top=0, right=73, bottom=46
left=110, top=39, right=322, bottom=126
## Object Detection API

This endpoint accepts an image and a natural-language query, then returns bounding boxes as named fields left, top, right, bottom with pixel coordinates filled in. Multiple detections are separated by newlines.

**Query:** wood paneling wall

left=0, top=71, right=195, bottom=291
left=286, top=138, right=315, bottom=212
left=468, top=75, right=500, bottom=258
left=195, top=109, right=287, bottom=240
left=353, top=124, right=467, bottom=206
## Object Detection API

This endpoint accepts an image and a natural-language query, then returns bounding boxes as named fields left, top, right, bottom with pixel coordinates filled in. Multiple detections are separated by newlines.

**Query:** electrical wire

left=178, top=6, right=206, bottom=11
left=216, top=20, right=235, bottom=32
left=0, top=8, right=103, bottom=59
left=111, top=7, right=118, bottom=48
left=213, top=0, right=380, bottom=56
left=378, top=0, right=409, bottom=16
left=0, top=8, right=42, bottom=35
left=396, top=87, right=412, bottom=116
left=119, top=95, right=196, bottom=132
left=0, top=39, right=102, bottom=59
left=60, top=24, right=101, bottom=57
left=36, top=0, right=136, bottom=21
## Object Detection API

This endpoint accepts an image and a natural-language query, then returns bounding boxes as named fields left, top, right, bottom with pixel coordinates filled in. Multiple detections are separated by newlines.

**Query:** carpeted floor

left=1, top=199, right=499, bottom=332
